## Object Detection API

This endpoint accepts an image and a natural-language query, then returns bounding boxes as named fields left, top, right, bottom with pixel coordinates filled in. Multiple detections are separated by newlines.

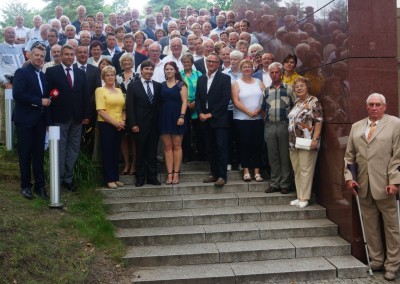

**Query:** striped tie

left=145, top=80, right=154, bottom=103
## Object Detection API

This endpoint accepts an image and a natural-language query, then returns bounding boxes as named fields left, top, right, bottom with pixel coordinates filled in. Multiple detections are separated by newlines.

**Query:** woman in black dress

left=159, top=62, right=188, bottom=184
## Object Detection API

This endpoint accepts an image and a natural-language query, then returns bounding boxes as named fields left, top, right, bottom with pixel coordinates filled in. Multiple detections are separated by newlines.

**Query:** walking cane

left=354, top=188, right=373, bottom=276
left=347, top=163, right=373, bottom=276
left=397, top=192, right=400, bottom=237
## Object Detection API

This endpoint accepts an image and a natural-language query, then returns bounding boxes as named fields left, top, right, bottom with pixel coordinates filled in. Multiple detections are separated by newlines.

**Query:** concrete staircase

left=99, top=162, right=367, bottom=283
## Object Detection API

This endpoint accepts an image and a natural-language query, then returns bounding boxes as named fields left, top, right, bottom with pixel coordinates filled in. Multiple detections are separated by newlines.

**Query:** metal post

left=48, top=126, right=63, bottom=208
left=5, top=89, right=13, bottom=150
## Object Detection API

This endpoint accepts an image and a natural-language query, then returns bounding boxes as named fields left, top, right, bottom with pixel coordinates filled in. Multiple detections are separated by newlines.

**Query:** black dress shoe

left=280, top=188, right=289, bottom=194
left=34, top=187, right=49, bottom=199
left=21, top=187, right=33, bottom=200
left=64, top=182, right=77, bottom=192
left=147, top=178, right=161, bottom=185
left=135, top=180, right=145, bottom=187
left=265, top=187, right=280, bottom=193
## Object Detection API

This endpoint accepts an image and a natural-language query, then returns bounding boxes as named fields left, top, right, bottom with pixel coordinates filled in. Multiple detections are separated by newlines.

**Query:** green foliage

left=39, top=0, right=105, bottom=23
left=0, top=1, right=38, bottom=32
left=73, top=152, right=101, bottom=186
left=213, top=0, right=235, bottom=11
left=111, top=0, right=130, bottom=14
left=0, top=146, right=125, bottom=283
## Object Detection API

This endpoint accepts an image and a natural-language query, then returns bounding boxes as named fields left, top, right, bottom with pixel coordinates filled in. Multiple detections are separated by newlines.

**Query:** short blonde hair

left=119, top=53, right=134, bottom=69
left=101, top=65, right=116, bottom=80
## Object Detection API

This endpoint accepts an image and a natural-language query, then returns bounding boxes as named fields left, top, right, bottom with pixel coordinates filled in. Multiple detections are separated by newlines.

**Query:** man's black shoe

left=34, top=187, right=49, bottom=199
left=147, top=178, right=161, bottom=186
left=64, top=182, right=77, bottom=192
left=21, top=187, right=34, bottom=200
left=265, top=187, right=280, bottom=193
left=135, top=180, right=145, bottom=187
left=280, top=188, right=289, bottom=194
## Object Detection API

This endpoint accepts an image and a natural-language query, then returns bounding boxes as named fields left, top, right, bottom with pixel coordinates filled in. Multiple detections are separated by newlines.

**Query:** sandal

left=166, top=172, right=173, bottom=185
left=254, top=174, right=263, bottom=182
left=243, top=172, right=251, bottom=182
left=172, top=171, right=180, bottom=184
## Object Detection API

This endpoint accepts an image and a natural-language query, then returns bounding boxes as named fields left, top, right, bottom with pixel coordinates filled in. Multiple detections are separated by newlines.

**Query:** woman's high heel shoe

left=172, top=171, right=180, bottom=184
left=166, top=172, right=173, bottom=185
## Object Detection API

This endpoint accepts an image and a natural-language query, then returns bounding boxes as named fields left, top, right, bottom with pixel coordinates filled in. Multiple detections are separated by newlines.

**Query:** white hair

left=268, top=62, right=283, bottom=72
left=366, top=93, right=386, bottom=105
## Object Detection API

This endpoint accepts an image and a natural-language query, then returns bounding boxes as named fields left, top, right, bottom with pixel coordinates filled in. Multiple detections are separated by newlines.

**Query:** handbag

left=295, top=137, right=315, bottom=150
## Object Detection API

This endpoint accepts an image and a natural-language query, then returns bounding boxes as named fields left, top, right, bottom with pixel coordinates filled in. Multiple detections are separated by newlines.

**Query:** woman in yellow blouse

left=95, top=66, right=126, bottom=189
left=282, top=54, right=300, bottom=85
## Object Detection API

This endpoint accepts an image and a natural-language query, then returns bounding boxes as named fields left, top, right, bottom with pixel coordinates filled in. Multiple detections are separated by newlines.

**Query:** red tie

left=66, top=67, right=73, bottom=88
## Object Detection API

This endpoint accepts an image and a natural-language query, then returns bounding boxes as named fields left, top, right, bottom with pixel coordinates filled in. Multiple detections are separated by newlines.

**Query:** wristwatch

left=312, top=137, right=320, bottom=141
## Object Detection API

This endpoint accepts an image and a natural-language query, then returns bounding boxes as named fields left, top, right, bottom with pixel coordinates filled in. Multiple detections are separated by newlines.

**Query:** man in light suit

left=13, top=43, right=51, bottom=199
left=344, top=93, right=400, bottom=281
left=46, top=44, right=90, bottom=192
left=195, top=53, right=231, bottom=186
left=126, top=60, right=162, bottom=187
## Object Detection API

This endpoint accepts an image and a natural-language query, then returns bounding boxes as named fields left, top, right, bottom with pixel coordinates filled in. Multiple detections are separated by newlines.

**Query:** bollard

left=5, top=89, right=13, bottom=151
left=48, top=126, right=63, bottom=208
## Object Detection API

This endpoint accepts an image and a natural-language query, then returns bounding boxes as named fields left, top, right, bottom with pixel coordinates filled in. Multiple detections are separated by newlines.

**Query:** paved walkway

left=292, top=271, right=399, bottom=283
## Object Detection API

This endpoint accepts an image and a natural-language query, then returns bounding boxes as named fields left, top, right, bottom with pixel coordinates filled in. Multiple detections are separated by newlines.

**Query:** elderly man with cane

left=344, top=93, right=400, bottom=281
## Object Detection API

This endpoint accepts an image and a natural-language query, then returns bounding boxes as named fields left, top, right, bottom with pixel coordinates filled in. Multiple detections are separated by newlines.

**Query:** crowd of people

left=1, top=2, right=352, bottom=200
left=2, top=3, right=400, bottom=281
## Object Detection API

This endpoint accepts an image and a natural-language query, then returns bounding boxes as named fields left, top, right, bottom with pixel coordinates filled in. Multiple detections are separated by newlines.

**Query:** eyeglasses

left=206, top=60, right=219, bottom=64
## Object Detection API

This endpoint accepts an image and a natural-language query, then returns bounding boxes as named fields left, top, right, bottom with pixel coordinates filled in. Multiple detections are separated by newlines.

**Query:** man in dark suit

left=126, top=60, right=161, bottom=187
left=102, top=33, right=120, bottom=58
left=142, top=15, right=157, bottom=41
left=112, top=34, right=148, bottom=74
left=45, top=44, right=91, bottom=192
left=74, top=44, right=101, bottom=154
left=13, top=44, right=51, bottom=199
left=195, top=53, right=231, bottom=186
left=194, top=39, right=217, bottom=74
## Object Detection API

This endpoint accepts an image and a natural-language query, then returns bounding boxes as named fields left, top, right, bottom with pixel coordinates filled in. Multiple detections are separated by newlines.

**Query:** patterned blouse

left=288, top=95, right=323, bottom=150
left=116, top=71, right=140, bottom=95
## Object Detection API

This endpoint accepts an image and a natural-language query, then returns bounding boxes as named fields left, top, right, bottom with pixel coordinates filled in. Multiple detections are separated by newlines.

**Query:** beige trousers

left=359, top=189, right=400, bottom=273
left=289, top=149, right=318, bottom=200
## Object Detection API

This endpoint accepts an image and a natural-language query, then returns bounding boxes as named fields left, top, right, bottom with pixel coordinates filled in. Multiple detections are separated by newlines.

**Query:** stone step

left=103, top=192, right=296, bottom=213
left=98, top=181, right=271, bottom=198
left=131, top=256, right=367, bottom=283
left=123, top=236, right=350, bottom=267
left=115, top=219, right=338, bottom=246
left=107, top=205, right=326, bottom=228
left=157, top=161, right=210, bottom=172
left=120, top=170, right=246, bottom=184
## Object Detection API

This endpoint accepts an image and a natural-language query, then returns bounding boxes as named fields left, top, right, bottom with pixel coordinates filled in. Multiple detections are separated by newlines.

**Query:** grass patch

left=0, top=146, right=126, bottom=283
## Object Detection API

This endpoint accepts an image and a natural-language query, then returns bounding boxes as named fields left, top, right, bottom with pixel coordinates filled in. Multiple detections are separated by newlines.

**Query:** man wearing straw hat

left=344, top=93, right=400, bottom=281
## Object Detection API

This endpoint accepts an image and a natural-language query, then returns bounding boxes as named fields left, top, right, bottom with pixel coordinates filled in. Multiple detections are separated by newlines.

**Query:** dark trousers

left=16, top=120, right=46, bottom=189
left=192, top=118, right=207, bottom=160
left=228, top=110, right=239, bottom=166
left=182, top=112, right=193, bottom=161
left=236, top=119, right=264, bottom=169
left=134, top=124, right=159, bottom=182
left=205, top=124, right=228, bottom=181
left=98, top=122, right=122, bottom=184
